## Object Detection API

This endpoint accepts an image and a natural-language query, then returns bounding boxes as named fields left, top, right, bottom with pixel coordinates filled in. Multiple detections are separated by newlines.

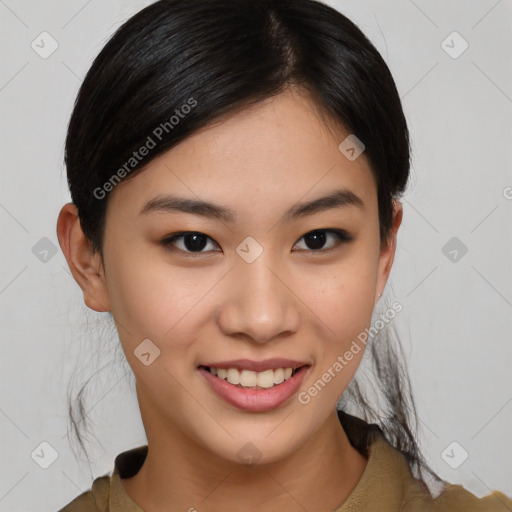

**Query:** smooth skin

left=57, top=86, right=402, bottom=512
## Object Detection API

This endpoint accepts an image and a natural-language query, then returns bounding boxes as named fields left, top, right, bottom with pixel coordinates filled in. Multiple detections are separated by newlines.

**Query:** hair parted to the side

left=63, top=0, right=445, bottom=497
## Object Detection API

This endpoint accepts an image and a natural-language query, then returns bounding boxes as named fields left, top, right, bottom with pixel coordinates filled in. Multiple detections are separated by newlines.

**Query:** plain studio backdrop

left=1, top=1, right=511, bottom=510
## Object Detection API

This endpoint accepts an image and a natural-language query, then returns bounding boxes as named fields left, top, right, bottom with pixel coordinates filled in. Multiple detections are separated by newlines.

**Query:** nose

left=216, top=255, right=300, bottom=344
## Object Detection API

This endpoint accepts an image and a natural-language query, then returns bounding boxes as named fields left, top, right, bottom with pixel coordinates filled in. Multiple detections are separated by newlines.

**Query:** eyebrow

left=139, top=188, right=364, bottom=223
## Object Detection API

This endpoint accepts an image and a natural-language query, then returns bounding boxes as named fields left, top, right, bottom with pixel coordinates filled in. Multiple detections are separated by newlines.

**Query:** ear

left=56, top=203, right=111, bottom=312
left=374, top=199, right=403, bottom=306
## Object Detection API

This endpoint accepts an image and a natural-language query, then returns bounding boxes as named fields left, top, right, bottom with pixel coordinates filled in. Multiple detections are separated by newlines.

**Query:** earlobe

left=56, top=203, right=111, bottom=312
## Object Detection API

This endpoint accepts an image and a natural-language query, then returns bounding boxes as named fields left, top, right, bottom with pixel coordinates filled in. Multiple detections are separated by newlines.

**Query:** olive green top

left=58, top=412, right=512, bottom=511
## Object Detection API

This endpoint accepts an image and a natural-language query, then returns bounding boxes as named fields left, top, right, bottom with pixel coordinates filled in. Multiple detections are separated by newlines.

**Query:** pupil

left=184, top=233, right=207, bottom=252
left=305, top=231, right=326, bottom=250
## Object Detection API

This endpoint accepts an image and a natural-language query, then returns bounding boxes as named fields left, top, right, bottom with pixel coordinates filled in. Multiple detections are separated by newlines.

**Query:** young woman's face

left=94, top=88, right=398, bottom=464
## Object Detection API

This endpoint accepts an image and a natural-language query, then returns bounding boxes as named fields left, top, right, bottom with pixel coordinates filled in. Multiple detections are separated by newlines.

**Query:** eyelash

left=161, top=229, right=353, bottom=256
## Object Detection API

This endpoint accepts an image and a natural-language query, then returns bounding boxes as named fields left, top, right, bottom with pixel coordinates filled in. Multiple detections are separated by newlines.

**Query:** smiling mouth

left=198, top=365, right=307, bottom=390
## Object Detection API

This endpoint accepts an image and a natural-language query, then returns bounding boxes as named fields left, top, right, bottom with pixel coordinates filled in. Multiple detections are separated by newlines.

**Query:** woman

left=56, top=0, right=512, bottom=510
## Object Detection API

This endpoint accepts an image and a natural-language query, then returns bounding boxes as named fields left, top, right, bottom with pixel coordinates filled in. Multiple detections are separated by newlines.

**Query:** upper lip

left=199, top=358, right=311, bottom=372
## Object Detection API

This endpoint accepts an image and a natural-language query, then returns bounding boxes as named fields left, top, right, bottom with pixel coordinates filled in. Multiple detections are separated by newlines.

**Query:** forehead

left=108, top=88, right=376, bottom=218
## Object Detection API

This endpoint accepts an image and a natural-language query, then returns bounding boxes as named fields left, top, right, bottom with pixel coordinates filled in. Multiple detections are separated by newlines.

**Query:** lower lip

left=198, top=366, right=309, bottom=412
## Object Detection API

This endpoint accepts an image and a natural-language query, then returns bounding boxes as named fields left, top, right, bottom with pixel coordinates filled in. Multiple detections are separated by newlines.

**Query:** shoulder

left=57, top=475, right=110, bottom=512
left=338, top=411, right=512, bottom=512
left=403, top=479, right=512, bottom=511
left=431, top=483, right=512, bottom=512
left=57, top=444, right=147, bottom=512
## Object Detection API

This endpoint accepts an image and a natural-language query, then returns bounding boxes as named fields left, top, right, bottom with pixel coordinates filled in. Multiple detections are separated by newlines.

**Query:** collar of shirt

left=104, top=412, right=432, bottom=511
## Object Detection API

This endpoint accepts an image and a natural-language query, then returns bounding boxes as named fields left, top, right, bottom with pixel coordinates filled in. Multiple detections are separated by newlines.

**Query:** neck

left=121, top=410, right=368, bottom=512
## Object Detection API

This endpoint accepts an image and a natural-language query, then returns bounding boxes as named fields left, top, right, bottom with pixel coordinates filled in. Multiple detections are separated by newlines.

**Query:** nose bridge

left=217, top=249, right=299, bottom=343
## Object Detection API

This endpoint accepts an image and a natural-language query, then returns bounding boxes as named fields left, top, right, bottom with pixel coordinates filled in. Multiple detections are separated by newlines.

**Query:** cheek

left=297, top=245, right=379, bottom=397
left=304, top=253, right=378, bottom=334
left=297, top=277, right=376, bottom=406
left=103, top=244, right=212, bottom=352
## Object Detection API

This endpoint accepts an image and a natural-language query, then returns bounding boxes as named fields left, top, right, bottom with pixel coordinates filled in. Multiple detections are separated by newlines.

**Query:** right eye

left=161, top=231, right=221, bottom=255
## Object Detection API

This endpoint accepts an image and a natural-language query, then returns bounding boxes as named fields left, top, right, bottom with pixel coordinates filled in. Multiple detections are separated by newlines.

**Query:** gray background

left=1, top=0, right=511, bottom=510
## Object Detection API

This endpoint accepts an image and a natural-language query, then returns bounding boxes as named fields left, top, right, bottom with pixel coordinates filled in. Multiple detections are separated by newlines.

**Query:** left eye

left=293, top=229, right=352, bottom=251
left=161, top=229, right=352, bottom=254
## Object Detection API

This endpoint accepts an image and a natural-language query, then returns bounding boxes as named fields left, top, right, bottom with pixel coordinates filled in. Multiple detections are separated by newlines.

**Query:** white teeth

left=239, top=369, right=257, bottom=387
left=226, top=368, right=240, bottom=385
left=273, top=368, right=284, bottom=384
left=208, top=366, right=299, bottom=388
left=256, top=369, right=275, bottom=388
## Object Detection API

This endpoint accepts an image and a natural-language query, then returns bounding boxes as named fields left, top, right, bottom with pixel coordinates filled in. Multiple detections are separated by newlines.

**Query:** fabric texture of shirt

left=58, top=411, right=512, bottom=511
